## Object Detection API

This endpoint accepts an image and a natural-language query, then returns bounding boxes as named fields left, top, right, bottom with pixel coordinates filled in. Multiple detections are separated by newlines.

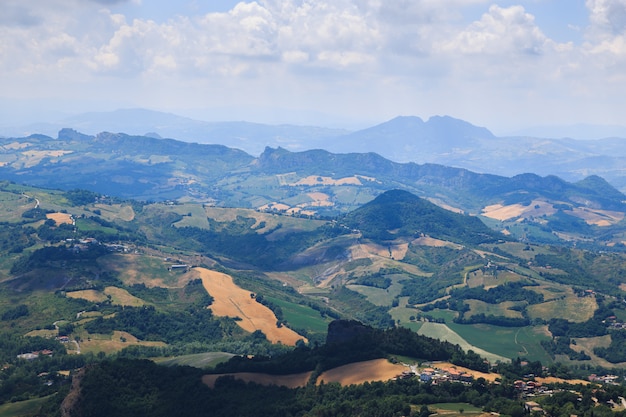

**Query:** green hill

left=342, top=189, right=503, bottom=245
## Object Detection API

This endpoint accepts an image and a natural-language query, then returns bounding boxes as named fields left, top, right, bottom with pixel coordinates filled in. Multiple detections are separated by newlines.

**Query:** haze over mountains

left=3, top=108, right=626, bottom=193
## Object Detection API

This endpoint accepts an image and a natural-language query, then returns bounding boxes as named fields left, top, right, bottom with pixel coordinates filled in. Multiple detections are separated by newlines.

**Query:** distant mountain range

left=1, top=128, right=625, bottom=247
left=2, top=108, right=626, bottom=192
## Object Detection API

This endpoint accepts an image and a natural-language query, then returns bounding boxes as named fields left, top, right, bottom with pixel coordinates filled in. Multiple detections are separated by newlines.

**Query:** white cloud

left=443, top=5, right=551, bottom=55
left=0, top=1, right=625, bottom=129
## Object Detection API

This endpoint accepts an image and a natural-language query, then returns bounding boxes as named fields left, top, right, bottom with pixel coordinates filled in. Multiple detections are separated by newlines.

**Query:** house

left=524, top=401, right=544, bottom=414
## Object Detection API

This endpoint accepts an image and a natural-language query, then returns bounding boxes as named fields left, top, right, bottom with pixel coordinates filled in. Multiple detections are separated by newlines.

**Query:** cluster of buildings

left=417, top=366, right=476, bottom=384
left=588, top=374, right=620, bottom=384
left=16, top=349, right=54, bottom=360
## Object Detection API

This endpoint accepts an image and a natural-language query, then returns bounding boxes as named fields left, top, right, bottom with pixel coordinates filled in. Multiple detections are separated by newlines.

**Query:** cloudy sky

left=1, top=0, right=625, bottom=133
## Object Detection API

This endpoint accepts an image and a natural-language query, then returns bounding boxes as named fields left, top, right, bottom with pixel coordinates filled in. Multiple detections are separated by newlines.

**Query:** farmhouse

left=168, top=264, right=189, bottom=272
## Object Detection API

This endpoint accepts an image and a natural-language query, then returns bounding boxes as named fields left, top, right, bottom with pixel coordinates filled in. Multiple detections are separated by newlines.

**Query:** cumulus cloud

left=587, top=0, right=626, bottom=36
left=0, top=0, right=625, bottom=128
left=442, top=5, right=550, bottom=55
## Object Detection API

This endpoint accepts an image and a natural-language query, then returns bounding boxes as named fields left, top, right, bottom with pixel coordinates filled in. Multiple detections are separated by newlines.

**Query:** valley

left=1, top=132, right=626, bottom=415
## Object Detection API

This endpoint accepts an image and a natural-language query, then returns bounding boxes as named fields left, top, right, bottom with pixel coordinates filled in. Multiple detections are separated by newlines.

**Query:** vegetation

left=2, top=176, right=626, bottom=415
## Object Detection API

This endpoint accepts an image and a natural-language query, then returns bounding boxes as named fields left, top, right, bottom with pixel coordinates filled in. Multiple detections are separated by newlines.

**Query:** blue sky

left=1, top=0, right=625, bottom=134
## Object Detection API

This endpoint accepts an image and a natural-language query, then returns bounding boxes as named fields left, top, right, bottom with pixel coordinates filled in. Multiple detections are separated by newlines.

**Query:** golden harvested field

left=93, top=203, right=135, bottom=221
left=292, top=175, right=362, bottom=186
left=481, top=200, right=556, bottom=221
left=570, top=207, right=624, bottom=226
left=350, top=241, right=409, bottom=261
left=103, top=286, right=145, bottom=307
left=20, top=150, right=73, bottom=167
left=306, top=192, right=334, bottom=207
left=429, top=362, right=500, bottom=382
left=481, top=204, right=526, bottom=221
left=66, top=289, right=108, bottom=303
left=65, top=287, right=145, bottom=307
left=526, top=287, right=596, bottom=323
left=46, top=212, right=73, bottom=225
left=535, top=376, right=590, bottom=385
left=317, top=358, right=409, bottom=385
left=79, top=331, right=166, bottom=355
left=202, top=359, right=503, bottom=390
left=196, top=268, right=306, bottom=346
left=202, top=371, right=312, bottom=389
left=412, top=236, right=463, bottom=249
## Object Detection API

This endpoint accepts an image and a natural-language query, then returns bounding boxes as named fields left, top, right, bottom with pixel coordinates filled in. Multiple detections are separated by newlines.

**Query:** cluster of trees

left=450, top=281, right=543, bottom=305
left=67, top=356, right=529, bottom=417
left=351, top=272, right=392, bottom=289
left=401, top=251, right=482, bottom=305
left=0, top=333, right=86, bottom=405
left=329, top=287, right=394, bottom=329
left=534, top=249, right=626, bottom=296
left=213, top=323, right=485, bottom=377
left=0, top=223, right=36, bottom=254
left=174, top=220, right=348, bottom=269
left=341, top=190, right=502, bottom=245
left=10, top=244, right=110, bottom=274
left=1, top=304, right=29, bottom=321
left=595, top=331, right=626, bottom=363
left=541, top=337, right=591, bottom=361
left=84, top=305, right=230, bottom=345
left=454, top=314, right=531, bottom=327
left=548, top=303, right=614, bottom=338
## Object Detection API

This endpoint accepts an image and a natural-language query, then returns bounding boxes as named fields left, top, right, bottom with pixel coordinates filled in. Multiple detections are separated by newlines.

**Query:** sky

left=1, top=0, right=625, bottom=133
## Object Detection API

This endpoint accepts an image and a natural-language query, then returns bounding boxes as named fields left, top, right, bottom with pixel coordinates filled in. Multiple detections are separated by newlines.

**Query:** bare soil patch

left=202, top=371, right=312, bottom=389
left=196, top=268, right=306, bottom=345
left=46, top=212, right=73, bottom=225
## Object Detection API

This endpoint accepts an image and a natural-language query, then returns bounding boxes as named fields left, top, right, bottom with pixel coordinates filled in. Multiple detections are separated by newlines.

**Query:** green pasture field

left=0, top=395, right=54, bottom=417
left=266, top=296, right=330, bottom=335
left=417, top=322, right=509, bottom=364
left=170, top=203, right=211, bottom=228
left=97, top=253, right=180, bottom=287
left=0, top=190, right=34, bottom=222
left=75, top=218, right=118, bottom=234
left=446, top=322, right=552, bottom=363
left=493, top=241, right=553, bottom=259
left=526, top=285, right=597, bottom=322
left=333, top=187, right=377, bottom=207
left=465, top=268, right=528, bottom=288
left=201, top=206, right=326, bottom=234
left=429, top=402, right=483, bottom=415
left=465, top=300, right=524, bottom=319
left=0, top=290, right=86, bottom=333
left=155, top=352, right=235, bottom=369
left=91, top=203, right=135, bottom=222
left=346, top=274, right=404, bottom=307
